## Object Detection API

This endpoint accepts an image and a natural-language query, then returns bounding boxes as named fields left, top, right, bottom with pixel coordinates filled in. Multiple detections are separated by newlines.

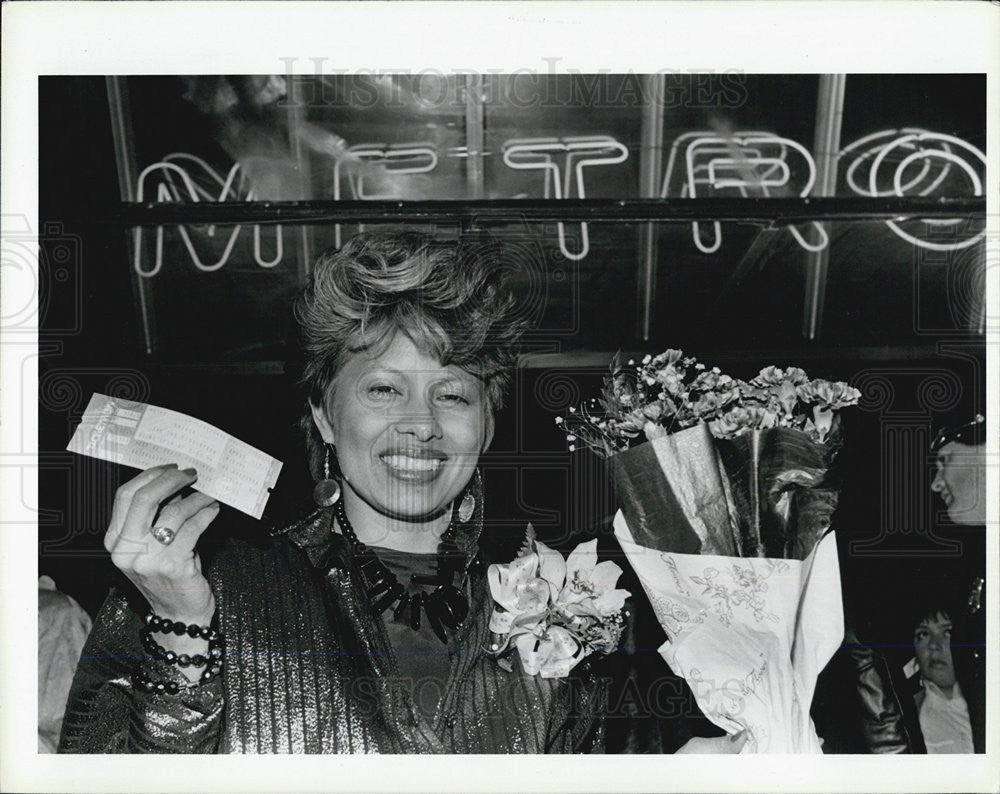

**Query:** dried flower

left=796, top=379, right=862, bottom=411
left=752, top=366, right=787, bottom=387
left=556, top=348, right=859, bottom=454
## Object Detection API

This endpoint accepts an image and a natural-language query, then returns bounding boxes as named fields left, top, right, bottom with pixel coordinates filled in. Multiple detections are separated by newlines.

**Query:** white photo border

left=2, top=1, right=998, bottom=792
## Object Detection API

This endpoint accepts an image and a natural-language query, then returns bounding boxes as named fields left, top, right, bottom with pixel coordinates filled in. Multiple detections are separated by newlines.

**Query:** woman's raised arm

left=59, top=464, right=226, bottom=753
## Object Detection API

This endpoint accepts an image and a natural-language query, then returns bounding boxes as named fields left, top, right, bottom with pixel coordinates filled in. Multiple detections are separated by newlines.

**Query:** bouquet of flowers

left=712, top=367, right=858, bottom=560
left=558, top=350, right=860, bottom=752
left=486, top=528, right=631, bottom=679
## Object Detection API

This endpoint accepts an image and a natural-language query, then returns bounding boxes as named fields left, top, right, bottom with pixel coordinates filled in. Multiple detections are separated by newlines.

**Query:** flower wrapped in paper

left=714, top=422, right=842, bottom=560
left=559, top=352, right=859, bottom=752
left=710, top=369, right=855, bottom=560
left=613, top=511, right=843, bottom=752
left=607, top=422, right=742, bottom=556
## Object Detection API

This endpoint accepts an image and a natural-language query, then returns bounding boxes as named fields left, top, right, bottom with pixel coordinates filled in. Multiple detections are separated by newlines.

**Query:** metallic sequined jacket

left=58, top=507, right=608, bottom=753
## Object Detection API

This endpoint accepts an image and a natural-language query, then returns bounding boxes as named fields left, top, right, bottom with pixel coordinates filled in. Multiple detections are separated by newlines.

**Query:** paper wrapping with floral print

left=608, top=423, right=744, bottom=557
left=614, top=511, right=843, bottom=753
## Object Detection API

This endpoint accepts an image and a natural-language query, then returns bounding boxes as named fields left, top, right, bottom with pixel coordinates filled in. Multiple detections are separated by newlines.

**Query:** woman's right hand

left=104, top=464, right=220, bottom=627
left=676, top=731, right=748, bottom=754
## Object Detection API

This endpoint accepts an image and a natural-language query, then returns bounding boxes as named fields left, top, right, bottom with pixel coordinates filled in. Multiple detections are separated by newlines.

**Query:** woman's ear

left=481, top=410, right=495, bottom=454
left=310, top=399, right=336, bottom=445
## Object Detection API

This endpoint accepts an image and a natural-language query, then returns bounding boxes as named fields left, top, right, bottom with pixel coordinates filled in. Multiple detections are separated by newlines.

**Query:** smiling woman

left=310, top=334, right=490, bottom=539
left=298, top=231, right=513, bottom=541
left=59, top=230, right=681, bottom=754
left=930, top=415, right=987, bottom=526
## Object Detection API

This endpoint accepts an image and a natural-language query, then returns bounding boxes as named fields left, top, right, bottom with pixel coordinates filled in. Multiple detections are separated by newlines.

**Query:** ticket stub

left=67, top=393, right=282, bottom=519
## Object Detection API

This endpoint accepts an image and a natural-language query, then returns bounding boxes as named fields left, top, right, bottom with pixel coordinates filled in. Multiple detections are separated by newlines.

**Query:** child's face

left=913, top=612, right=957, bottom=690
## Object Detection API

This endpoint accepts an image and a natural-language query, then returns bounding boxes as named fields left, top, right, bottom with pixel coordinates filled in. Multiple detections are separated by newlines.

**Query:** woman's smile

left=311, top=331, right=493, bottom=537
left=378, top=446, right=448, bottom=481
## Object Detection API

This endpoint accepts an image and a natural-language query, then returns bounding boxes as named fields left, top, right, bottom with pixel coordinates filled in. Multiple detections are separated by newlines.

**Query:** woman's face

left=311, top=332, right=493, bottom=523
left=931, top=441, right=986, bottom=525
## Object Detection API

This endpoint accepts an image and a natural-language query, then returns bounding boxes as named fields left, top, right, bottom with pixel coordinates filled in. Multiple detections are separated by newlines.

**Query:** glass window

left=116, top=73, right=986, bottom=363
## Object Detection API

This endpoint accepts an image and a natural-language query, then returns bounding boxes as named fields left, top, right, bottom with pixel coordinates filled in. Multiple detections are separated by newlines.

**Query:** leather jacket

left=842, top=625, right=925, bottom=753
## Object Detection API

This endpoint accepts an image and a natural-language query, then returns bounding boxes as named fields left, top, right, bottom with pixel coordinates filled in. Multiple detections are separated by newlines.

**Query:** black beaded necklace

left=333, top=498, right=470, bottom=644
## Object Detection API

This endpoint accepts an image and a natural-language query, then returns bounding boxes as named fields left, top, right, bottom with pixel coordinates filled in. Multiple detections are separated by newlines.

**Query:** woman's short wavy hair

left=295, top=229, right=526, bottom=478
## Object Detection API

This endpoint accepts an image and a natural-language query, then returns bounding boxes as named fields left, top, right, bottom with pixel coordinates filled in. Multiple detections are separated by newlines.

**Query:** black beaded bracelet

left=140, top=625, right=224, bottom=667
left=132, top=657, right=225, bottom=694
left=144, top=611, right=220, bottom=643
left=136, top=610, right=225, bottom=691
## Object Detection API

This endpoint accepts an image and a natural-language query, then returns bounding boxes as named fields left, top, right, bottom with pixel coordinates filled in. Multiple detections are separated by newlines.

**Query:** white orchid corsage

left=486, top=527, right=631, bottom=678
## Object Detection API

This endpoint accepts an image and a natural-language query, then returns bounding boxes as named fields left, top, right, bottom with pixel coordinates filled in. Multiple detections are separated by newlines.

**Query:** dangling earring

left=313, top=444, right=341, bottom=507
left=457, top=469, right=480, bottom=524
